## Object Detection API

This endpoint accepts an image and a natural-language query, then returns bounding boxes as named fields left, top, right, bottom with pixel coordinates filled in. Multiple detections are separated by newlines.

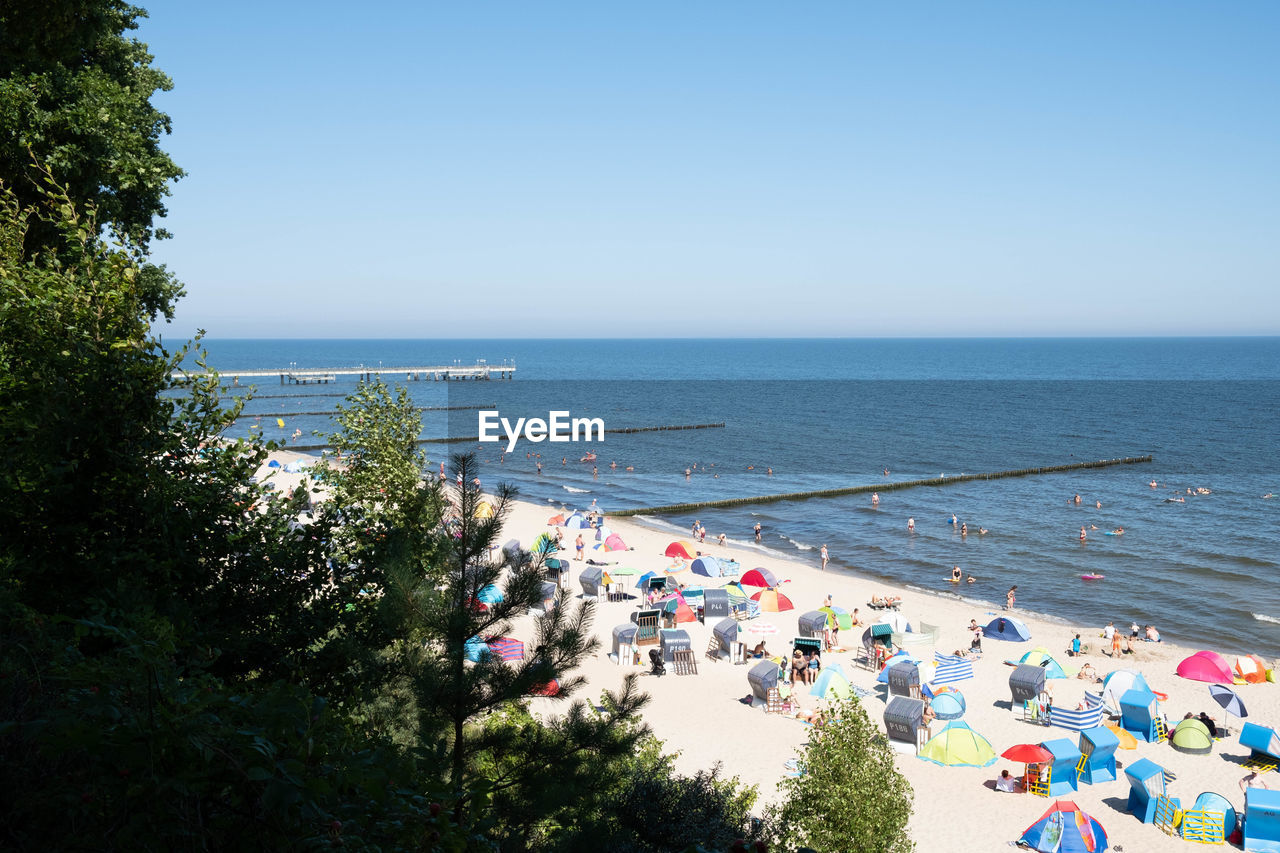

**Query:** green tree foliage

left=0, top=0, right=184, bottom=250
left=766, top=698, right=914, bottom=853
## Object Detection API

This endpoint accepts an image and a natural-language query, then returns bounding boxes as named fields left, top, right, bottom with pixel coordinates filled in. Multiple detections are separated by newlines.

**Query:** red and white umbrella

left=746, top=622, right=779, bottom=635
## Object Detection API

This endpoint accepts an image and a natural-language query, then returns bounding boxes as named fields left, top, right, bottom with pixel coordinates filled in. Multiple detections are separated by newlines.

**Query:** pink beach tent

left=740, top=567, right=780, bottom=589
left=664, top=540, right=697, bottom=559
left=1176, top=650, right=1234, bottom=684
left=603, top=533, right=628, bottom=552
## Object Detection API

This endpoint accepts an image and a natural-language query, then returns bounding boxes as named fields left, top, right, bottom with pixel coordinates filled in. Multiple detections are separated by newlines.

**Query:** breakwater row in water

left=610, top=455, right=1153, bottom=516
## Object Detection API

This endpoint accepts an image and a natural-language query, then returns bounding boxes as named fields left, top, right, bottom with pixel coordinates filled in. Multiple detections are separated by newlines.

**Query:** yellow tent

left=474, top=500, right=495, bottom=519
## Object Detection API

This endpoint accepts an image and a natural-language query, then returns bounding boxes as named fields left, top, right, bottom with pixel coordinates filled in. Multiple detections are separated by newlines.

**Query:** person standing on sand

left=1006, top=586, right=1017, bottom=609
left=574, top=534, right=584, bottom=560
left=820, top=544, right=829, bottom=571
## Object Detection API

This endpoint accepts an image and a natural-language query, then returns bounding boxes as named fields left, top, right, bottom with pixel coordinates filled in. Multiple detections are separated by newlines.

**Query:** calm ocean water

left=189, top=338, right=1280, bottom=657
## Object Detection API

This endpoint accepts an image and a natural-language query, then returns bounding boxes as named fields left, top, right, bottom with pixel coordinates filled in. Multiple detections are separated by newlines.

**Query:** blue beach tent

left=930, top=691, right=967, bottom=720
left=690, top=556, right=723, bottom=578
left=1186, top=792, right=1236, bottom=845
left=1019, top=801, right=1109, bottom=853
left=983, top=616, right=1031, bottom=642
left=564, top=513, right=591, bottom=529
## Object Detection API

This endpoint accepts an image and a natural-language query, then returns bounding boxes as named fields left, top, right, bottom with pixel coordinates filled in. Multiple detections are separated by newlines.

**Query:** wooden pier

left=176, top=362, right=516, bottom=385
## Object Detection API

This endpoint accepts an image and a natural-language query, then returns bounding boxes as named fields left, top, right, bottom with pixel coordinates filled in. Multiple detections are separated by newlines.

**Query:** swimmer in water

left=872, top=492, right=879, bottom=506
left=1112, top=527, right=1124, bottom=535
left=1080, top=526, right=1087, bottom=541
left=1265, top=493, right=1275, bottom=499
left=951, top=514, right=958, bottom=526
left=951, top=565, right=962, bottom=582
left=978, top=527, right=988, bottom=535
left=907, top=517, right=915, bottom=532
left=966, top=574, right=976, bottom=584
left=960, top=522, right=967, bottom=537
left=1150, top=479, right=1158, bottom=488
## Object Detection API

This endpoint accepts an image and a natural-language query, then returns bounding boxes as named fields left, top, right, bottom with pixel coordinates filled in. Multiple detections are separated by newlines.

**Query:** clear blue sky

left=141, top=1, right=1279, bottom=338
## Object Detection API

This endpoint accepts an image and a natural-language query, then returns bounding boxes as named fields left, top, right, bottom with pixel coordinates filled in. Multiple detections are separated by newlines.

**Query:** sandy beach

left=261, top=452, right=1279, bottom=852
left=504, top=497, right=1279, bottom=852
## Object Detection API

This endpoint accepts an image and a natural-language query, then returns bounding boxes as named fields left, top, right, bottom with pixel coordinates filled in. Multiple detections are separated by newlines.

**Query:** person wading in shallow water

left=1006, top=586, right=1017, bottom=609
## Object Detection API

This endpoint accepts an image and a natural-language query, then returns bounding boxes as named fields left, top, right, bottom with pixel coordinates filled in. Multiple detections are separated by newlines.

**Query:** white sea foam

left=562, top=486, right=591, bottom=494
left=1253, top=613, right=1280, bottom=625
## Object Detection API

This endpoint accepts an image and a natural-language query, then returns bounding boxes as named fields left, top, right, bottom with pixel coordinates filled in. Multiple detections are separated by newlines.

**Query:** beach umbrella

left=746, top=622, right=779, bottom=635
left=876, top=612, right=911, bottom=634
left=1105, top=724, right=1138, bottom=750
left=485, top=637, right=524, bottom=662
left=608, top=566, right=641, bottom=576
left=1208, top=684, right=1248, bottom=731
left=918, top=721, right=997, bottom=767
left=751, top=588, right=795, bottom=612
left=1002, top=744, right=1054, bottom=764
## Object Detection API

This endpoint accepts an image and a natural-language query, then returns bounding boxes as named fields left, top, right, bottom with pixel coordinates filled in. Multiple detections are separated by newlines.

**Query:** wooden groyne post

left=609, top=455, right=1154, bottom=517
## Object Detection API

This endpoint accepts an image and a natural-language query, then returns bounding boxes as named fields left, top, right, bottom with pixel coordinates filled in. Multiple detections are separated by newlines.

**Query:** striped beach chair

left=932, top=652, right=974, bottom=685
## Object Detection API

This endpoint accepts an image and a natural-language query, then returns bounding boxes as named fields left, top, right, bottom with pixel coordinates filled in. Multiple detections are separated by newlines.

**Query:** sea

left=184, top=338, right=1280, bottom=658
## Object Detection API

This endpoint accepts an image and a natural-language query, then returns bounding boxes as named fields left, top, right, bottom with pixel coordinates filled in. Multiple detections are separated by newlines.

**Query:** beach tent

left=1170, top=718, right=1214, bottom=755
left=1100, top=670, right=1152, bottom=715
left=474, top=500, right=494, bottom=519
left=810, top=665, right=853, bottom=701
left=1185, top=792, right=1236, bottom=845
left=477, top=584, right=504, bottom=605
left=596, top=533, right=627, bottom=552
left=740, top=568, right=779, bottom=589
left=1235, top=654, right=1268, bottom=684
left=547, top=513, right=565, bottom=525
left=690, top=556, right=724, bottom=578
left=594, top=525, right=613, bottom=540
left=1243, top=788, right=1280, bottom=853
left=1019, top=801, right=1109, bottom=853
left=532, top=532, right=557, bottom=554
left=875, top=612, right=912, bottom=634
left=918, top=721, right=997, bottom=767
left=564, top=513, right=592, bottom=529
left=657, top=592, right=698, bottom=624
left=930, top=691, right=967, bottom=720
left=751, top=588, right=794, bottom=612
left=664, top=540, right=697, bottom=559
left=1018, top=647, right=1070, bottom=679
left=486, top=636, right=524, bottom=662
left=983, top=616, right=1031, bottom=642
left=267, top=459, right=281, bottom=468
left=1177, top=650, right=1233, bottom=684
